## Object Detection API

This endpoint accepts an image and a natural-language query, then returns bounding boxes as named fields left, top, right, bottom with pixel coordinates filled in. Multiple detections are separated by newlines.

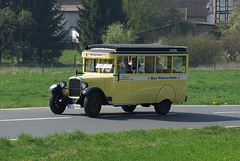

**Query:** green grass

left=59, top=50, right=82, bottom=65
left=185, top=70, right=240, bottom=105
left=0, top=67, right=74, bottom=108
left=1, top=68, right=239, bottom=108
left=0, top=50, right=239, bottom=108
left=0, top=126, right=240, bottom=160
left=0, top=68, right=239, bottom=108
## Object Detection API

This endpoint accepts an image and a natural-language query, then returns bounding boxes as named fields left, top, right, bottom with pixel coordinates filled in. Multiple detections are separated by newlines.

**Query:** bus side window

left=145, top=56, right=154, bottom=73
left=117, top=56, right=128, bottom=73
left=156, top=56, right=163, bottom=73
left=138, top=56, right=145, bottom=73
left=173, top=56, right=186, bottom=73
left=127, top=56, right=137, bottom=74
left=156, top=56, right=171, bottom=73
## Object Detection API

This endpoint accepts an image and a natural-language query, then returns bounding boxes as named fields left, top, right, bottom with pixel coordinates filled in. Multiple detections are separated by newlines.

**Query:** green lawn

left=1, top=126, right=240, bottom=160
left=0, top=68, right=239, bottom=108
left=0, top=50, right=239, bottom=108
left=185, top=70, right=240, bottom=105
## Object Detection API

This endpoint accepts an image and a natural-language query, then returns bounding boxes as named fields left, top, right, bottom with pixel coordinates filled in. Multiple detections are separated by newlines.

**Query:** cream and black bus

left=49, top=44, right=188, bottom=117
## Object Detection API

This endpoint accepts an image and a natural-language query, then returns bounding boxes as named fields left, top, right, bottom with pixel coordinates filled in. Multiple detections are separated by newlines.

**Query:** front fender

left=82, top=87, right=108, bottom=105
left=49, top=84, right=62, bottom=96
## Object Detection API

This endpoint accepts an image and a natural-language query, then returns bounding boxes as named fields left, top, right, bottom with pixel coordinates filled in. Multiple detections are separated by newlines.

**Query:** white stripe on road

left=0, top=117, right=71, bottom=122
left=0, top=108, right=31, bottom=111
left=214, top=111, right=240, bottom=114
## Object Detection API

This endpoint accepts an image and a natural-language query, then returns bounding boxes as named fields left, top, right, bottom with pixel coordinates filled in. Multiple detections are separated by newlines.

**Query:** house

left=177, top=0, right=215, bottom=33
left=177, top=0, right=210, bottom=22
left=207, top=0, right=235, bottom=24
left=56, top=0, right=81, bottom=44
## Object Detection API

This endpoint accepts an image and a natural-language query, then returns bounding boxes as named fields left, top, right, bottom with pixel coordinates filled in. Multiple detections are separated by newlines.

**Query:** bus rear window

left=173, top=56, right=186, bottom=73
left=156, top=56, right=172, bottom=73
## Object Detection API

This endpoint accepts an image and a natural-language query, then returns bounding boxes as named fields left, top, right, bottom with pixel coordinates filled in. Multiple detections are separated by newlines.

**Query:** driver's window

left=85, top=59, right=98, bottom=72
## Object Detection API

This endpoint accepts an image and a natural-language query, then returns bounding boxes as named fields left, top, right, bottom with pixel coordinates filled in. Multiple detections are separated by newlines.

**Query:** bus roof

left=84, top=44, right=188, bottom=54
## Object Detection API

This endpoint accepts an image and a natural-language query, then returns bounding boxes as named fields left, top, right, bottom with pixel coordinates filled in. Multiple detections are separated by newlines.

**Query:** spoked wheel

left=49, top=94, right=67, bottom=114
left=154, top=100, right=171, bottom=115
left=84, top=92, right=102, bottom=117
left=122, top=105, right=136, bottom=113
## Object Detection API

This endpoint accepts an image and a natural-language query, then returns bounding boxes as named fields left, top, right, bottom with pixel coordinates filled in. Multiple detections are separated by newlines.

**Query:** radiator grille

left=69, top=79, right=81, bottom=97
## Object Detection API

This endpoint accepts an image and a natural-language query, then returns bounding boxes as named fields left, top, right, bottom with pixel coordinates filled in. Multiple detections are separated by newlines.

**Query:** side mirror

left=75, top=70, right=84, bottom=76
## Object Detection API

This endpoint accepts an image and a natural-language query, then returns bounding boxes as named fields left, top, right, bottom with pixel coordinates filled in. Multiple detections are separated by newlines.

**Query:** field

left=186, top=69, right=239, bottom=105
left=0, top=50, right=239, bottom=108
left=1, top=126, right=240, bottom=160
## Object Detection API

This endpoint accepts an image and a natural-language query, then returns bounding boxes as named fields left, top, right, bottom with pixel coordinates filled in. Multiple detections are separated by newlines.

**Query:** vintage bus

left=49, top=44, right=188, bottom=117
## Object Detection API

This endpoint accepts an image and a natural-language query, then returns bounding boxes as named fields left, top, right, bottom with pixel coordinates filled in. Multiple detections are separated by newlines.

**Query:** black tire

left=154, top=100, right=171, bottom=115
left=49, top=94, right=67, bottom=114
left=122, top=105, right=136, bottom=113
left=84, top=92, right=102, bottom=117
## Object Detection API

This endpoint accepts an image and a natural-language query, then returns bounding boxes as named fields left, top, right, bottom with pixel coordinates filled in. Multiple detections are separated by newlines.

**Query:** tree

left=219, top=2, right=240, bottom=62
left=16, top=10, right=36, bottom=63
left=23, top=0, right=66, bottom=62
left=1, top=0, right=66, bottom=63
left=169, top=34, right=222, bottom=67
left=77, top=0, right=125, bottom=51
left=102, top=22, right=137, bottom=44
left=0, top=9, right=17, bottom=63
left=0, top=8, right=36, bottom=64
left=122, top=0, right=180, bottom=35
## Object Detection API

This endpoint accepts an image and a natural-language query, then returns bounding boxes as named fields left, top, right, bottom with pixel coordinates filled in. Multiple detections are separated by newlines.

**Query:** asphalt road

left=1, top=105, right=240, bottom=139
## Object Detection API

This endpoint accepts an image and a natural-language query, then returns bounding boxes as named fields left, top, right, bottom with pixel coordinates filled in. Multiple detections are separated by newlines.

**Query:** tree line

left=1, top=0, right=239, bottom=66
left=0, top=0, right=184, bottom=65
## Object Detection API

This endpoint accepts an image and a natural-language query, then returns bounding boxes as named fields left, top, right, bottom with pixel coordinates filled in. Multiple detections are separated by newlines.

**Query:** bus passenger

left=118, top=57, right=128, bottom=73
left=156, top=57, right=163, bottom=73
left=127, top=58, right=137, bottom=73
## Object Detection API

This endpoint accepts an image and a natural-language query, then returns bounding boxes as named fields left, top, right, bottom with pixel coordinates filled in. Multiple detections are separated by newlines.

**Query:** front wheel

left=49, top=94, right=67, bottom=114
left=84, top=92, right=102, bottom=117
left=122, top=105, right=136, bottom=113
left=154, top=100, right=171, bottom=115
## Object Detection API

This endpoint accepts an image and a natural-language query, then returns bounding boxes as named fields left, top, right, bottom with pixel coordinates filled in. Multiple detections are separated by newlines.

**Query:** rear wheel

left=84, top=92, right=102, bottom=117
left=49, top=94, right=67, bottom=114
left=122, top=105, right=136, bottom=113
left=154, top=100, right=171, bottom=115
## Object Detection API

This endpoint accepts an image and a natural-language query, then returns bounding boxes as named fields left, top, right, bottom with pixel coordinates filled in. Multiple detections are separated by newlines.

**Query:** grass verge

left=0, top=126, right=240, bottom=160
left=185, top=70, right=240, bottom=105
left=0, top=69, right=239, bottom=108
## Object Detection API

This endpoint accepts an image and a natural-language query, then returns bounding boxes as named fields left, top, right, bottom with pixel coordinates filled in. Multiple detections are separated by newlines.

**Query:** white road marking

left=0, top=108, right=31, bottom=111
left=0, top=117, right=71, bottom=122
left=214, top=111, right=240, bottom=114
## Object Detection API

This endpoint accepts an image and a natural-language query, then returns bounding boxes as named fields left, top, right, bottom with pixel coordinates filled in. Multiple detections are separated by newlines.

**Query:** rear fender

left=155, top=85, right=176, bottom=103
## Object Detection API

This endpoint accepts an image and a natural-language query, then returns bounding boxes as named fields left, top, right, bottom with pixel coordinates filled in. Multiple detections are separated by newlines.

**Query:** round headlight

left=59, top=80, right=67, bottom=88
left=81, top=82, right=88, bottom=89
